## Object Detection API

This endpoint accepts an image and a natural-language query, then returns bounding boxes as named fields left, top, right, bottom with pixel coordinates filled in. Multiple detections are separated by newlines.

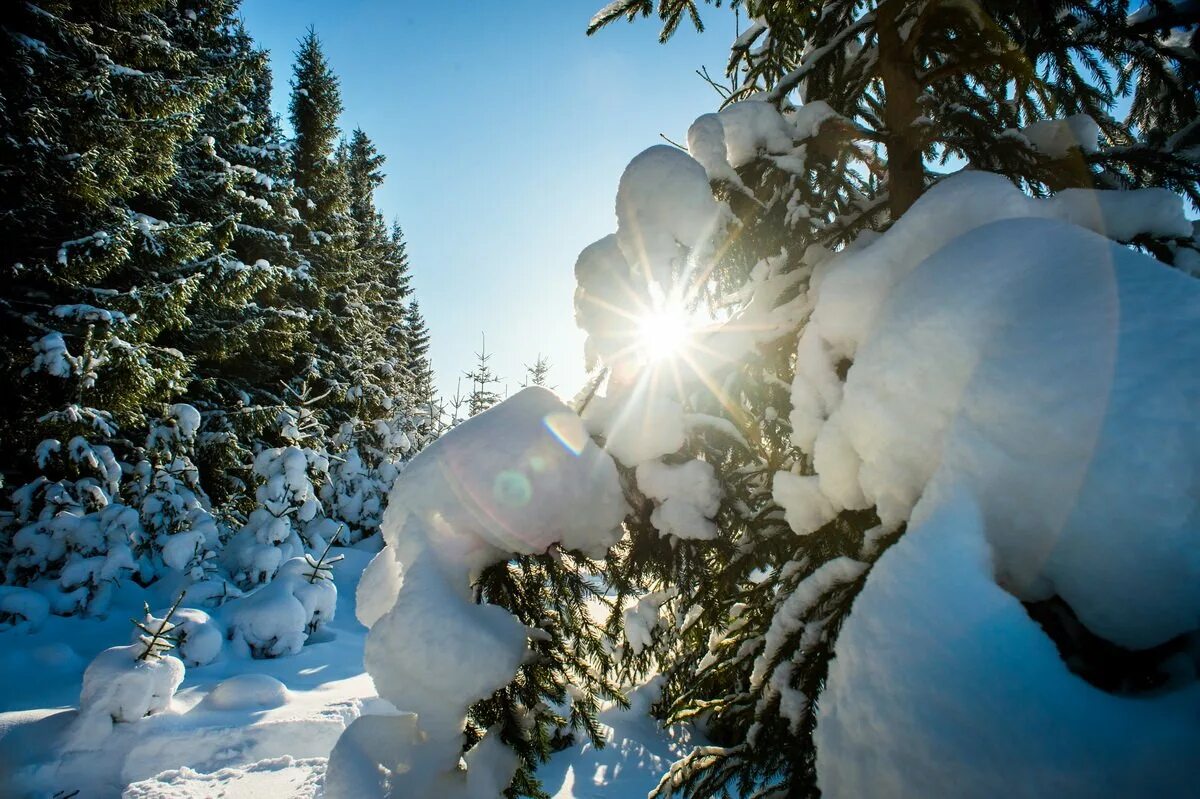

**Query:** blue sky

left=238, top=0, right=738, bottom=402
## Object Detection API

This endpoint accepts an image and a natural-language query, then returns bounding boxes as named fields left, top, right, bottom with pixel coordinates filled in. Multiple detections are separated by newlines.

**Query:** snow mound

left=202, top=674, right=290, bottom=711
left=327, top=387, right=627, bottom=798
left=816, top=486, right=1200, bottom=797
left=69, top=645, right=184, bottom=749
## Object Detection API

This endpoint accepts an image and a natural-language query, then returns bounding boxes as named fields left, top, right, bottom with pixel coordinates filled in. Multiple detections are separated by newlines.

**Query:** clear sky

left=238, top=0, right=738, bottom=402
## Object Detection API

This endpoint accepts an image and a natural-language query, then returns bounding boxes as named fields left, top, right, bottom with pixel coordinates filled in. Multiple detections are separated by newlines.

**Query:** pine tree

left=521, top=354, right=554, bottom=389
left=584, top=2, right=1200, bottom=795
left=287, top=29, right=356, bottom=419
left=465, top=335, right=503, bottom=417
left=404, top=299, right=435, bottom=410
left=0, top=0, right=214, bottom=485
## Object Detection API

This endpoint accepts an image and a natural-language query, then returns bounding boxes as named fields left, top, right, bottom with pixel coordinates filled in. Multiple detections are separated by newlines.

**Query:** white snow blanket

left=786, top=172, right=1200, bottom=795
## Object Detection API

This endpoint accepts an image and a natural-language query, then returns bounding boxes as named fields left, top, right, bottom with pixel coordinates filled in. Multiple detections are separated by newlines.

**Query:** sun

left=637, top=305, right=694, bottom=362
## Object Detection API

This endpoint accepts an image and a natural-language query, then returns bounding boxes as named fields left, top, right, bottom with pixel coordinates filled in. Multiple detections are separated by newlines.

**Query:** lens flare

left=637, top=305, right=693, bottom=361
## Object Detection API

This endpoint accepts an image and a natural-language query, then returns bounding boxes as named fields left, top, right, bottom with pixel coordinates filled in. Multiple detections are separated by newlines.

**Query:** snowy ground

left=0, top=547, right=685, bottom=798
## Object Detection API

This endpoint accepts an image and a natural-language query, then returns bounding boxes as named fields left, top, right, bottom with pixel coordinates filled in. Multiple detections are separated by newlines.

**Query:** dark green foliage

left=471, top=550, right=627, bottom=799
left=1, top=2, right=433, bottom=609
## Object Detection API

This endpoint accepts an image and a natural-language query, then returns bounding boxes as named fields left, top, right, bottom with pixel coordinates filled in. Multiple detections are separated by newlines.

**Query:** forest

left=0, top=1, right=1198, bottom=798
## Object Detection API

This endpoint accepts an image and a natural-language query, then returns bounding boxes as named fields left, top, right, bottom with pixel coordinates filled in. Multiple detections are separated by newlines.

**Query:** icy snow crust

left=326, top=387, right=627, bottom=798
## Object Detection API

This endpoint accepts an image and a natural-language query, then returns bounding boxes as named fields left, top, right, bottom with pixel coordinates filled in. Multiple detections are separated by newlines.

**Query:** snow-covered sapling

left=67, top=594, right=187, bottom=749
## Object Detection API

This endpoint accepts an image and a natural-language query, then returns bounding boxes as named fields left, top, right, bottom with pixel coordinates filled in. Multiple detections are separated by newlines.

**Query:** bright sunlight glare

left=637, top=305, right=693, bottom=362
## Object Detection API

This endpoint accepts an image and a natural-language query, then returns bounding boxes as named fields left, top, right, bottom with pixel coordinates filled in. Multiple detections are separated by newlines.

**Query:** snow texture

left=1012, top=114, right=1101, bottom=157
left=636, top=459, right=721, bottom=540
left=69, top=645, right=185, bottom=749
left=0, top=587, right=50, bottom=631
left=816, top=486, right=1200, bottom=797
left=793, top=173, right=1200, bottom=648
left=782, top=171, right=1200, bottom=793
left=326, top=387, right=627, bottom=798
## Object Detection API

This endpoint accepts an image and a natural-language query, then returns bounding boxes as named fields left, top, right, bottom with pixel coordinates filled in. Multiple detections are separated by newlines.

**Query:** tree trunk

left=876, top=0, right=925, bottom=218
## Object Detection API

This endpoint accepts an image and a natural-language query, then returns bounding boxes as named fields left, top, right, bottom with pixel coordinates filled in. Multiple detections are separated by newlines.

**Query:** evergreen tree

left=404, top=299, right=435, bottom=410
left=521, top=354, right=554, bottom=389
left=0, top=0, right=213, bottom=486
left=287, top=29, right=356, bottom=417
left=465, top=335, right=503, bottom=416
left=585, top=2, right=1200, bottom=795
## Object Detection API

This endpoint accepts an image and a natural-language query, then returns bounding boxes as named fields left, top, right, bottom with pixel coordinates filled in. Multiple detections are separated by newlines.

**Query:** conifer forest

left=0, top=1, right=1198, bottom=798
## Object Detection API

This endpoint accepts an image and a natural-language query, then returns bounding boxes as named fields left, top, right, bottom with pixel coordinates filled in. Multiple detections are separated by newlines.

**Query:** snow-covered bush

left=4, top=437, right=139, bottom=615
left=225, top=444, right=335, bottom=585
left=323, top=403, right=421, bottom=544
left=129, top=404, right=223, bottom=584
left=225, top=553, right=338, bottom=658
left=0, top=585, right=50, bottom=631
left=325, top=387, right=627, bottom=798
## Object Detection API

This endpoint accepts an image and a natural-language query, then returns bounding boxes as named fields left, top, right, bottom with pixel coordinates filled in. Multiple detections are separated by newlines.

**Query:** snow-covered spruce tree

left=580, top=2, right=1200, bottom=796
left=163, top=5, right=314, bottom=426
left=224, top=385, right=337, bottom=586
left=0, top=0, right=214, bottom=486
left=127, top=403, right=223, bottom=589
left=404, top=298, right=437, bottom=413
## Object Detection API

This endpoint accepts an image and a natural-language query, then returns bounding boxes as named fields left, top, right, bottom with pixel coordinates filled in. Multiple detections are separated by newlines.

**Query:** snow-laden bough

left=324, top=387, right=627, bottom=798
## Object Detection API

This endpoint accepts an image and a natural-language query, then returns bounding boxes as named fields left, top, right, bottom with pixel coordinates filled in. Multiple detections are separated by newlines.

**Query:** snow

left=816, top=486, right=1200, bottom=797
left=226, top=557, right=337, bottom=659
left=580, top=146, right=733, bottom=361
left=202, top=674, right=290, bottom=711
left=686, top=100, right=833, bottom=186
left=795, top=179, right=1200, bottom=647
left=772, top=471, right=836, bottom=537
left=327, top=387, right=629, bottom=798
left=636, top=459, right=721, bottom=540
left=772, top=170, right=1200, bottom=792
left=1011, top=114, right=1101, bottom=157
left=132, top=607, right=223, bottom=667
left=69, top=645, right=185, bottom=749
left=592, top=388, right=686, bottom=467
left=0, top=586, right=51, bottom=631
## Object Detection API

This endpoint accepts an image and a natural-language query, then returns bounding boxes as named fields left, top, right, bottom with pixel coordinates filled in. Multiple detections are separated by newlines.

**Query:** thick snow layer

left=595, top=387, right=687, bottom=467
left=636, top=459, right=721, bottom=540
left=799, top=203, right=1200, bottom=648
left=329, top=388, right=629, bottom=798
left=382, top=386, right=626, bottom=568
left=687, top=99, right=835, bottom=185
left=614, top=145, right=733, bottom=292
left=816, top=486, right=1200, bottom=797
left=69, top=645, right=185, bottom=748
